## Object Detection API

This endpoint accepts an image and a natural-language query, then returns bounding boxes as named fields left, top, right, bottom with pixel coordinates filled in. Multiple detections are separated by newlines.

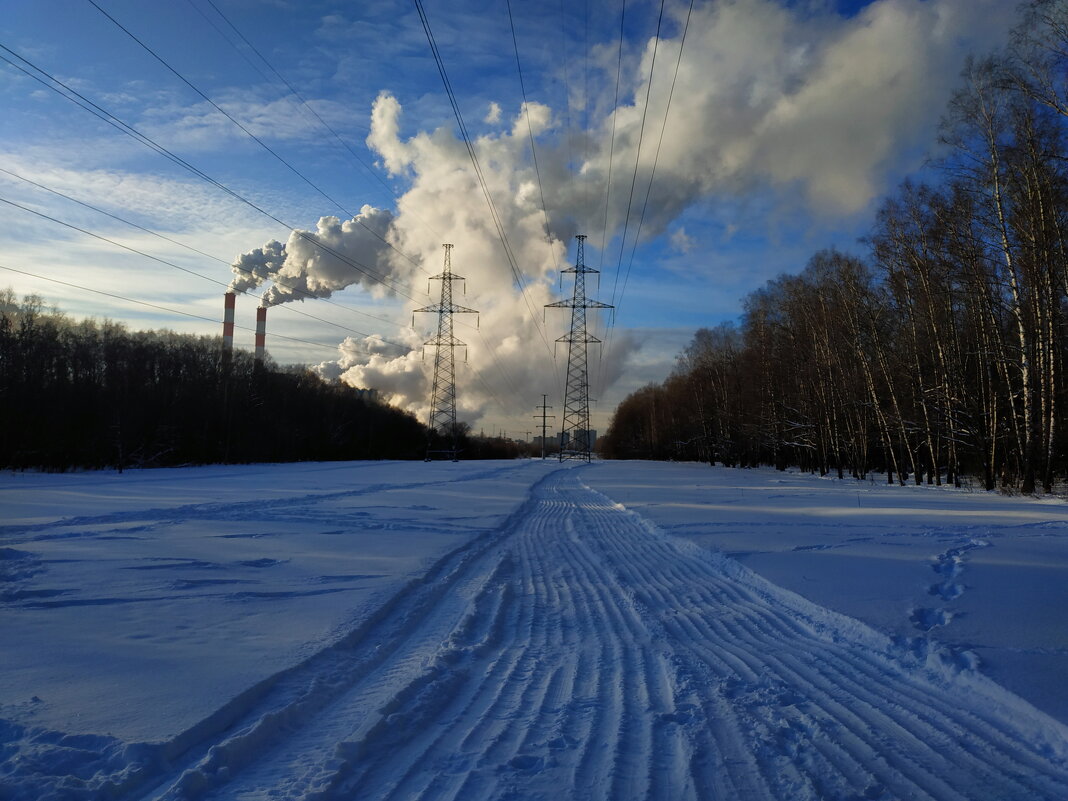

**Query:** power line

left=471, top=324, right=527, bottom=406
left=412, top=0, right=556, bottom=361
left=594, top=0, right=666, bottom=397
left=464, top=356, right=513, bottom=420
left=0, top=165, right=419, bottom=334
left=0, top=42, right=428, bottom=304
left=3, top=5, right=617, bottom=425
left=172, top=0, right=558, bottom=415
left=0, top=166, right=229, bottom=265
left=608, top=0, right=667, bottom=309
left=557, top=0, right=576, bottom=204
left=18, top=139, right=521, bottom=415
left=1, top=194, right=516, bottom=413
left=196, top=0, right=444, bottom=245
left=599, top=0, right=627, bottom=271
left=86, top=0, right=426, bottom=275
left=617, top=0, right=695, bottom=308
left=3, top=173, right=525, bottom=417
left=0, top=192, right=412, bottom=348
left=583, top=0, right=590, bottom=216
left=598, top=0, right=694, bottom=399
left=0, top=263, right=345, bottom=355
left=0, top=194, right=226, bottom=288
left=505, top=0, right=558, bottom=270
left=2, top=42, right=538, bottom=394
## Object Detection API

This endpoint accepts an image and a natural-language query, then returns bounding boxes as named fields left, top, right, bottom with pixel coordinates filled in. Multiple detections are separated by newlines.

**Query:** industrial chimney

left=222, top=292, right=235, bottom=353
left=255, top=306, right=267, bottom=364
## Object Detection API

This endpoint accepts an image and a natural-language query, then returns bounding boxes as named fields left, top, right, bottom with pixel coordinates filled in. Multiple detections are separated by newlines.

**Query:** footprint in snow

left=913, top=539, right=989, bottom=631
left=910, top=607, right=951, bottom=632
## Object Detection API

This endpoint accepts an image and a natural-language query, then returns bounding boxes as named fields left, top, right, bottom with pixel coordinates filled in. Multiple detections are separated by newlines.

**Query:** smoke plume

left=228, top=205, right=399, bottom=306
left=230, top=0, right=1011, bottom=427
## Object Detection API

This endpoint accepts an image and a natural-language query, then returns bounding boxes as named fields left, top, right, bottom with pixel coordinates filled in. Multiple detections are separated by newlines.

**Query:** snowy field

left=1, top=459, right=1067, bottom=800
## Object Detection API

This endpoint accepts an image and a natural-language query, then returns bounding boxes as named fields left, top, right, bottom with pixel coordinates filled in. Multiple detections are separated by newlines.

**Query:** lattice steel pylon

left=546, top=235, right=613, bottom=462
left=414, top=244, right=478, bottom=461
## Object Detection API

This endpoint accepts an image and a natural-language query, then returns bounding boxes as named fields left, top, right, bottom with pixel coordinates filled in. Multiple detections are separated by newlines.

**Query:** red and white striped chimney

left=255, top=306, right=267, bottom=363
left=222, top=292, right=236, bottom=352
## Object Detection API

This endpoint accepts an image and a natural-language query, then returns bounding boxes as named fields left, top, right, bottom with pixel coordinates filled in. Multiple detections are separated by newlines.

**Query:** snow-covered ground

left=583, top=463, right=1068, bottom=726
left=1, top=459, right=1066, bottom=800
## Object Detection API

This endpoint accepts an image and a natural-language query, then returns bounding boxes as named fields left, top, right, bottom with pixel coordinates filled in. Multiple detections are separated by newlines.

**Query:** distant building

left=558, top=430, right=596, bottom=448
left=532, top=436, right=558, bottom=454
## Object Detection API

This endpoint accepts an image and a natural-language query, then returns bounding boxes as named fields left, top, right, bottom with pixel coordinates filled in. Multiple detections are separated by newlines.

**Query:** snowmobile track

left=126, top=467, right=1068, bottom=801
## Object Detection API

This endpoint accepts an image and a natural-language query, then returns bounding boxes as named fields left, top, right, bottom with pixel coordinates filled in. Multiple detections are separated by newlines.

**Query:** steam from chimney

left=227, top=0, right=1012, bottom=428
left=229, top=206, right=401, bottom=307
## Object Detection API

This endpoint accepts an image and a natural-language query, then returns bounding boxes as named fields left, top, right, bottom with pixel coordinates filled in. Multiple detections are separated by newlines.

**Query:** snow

left=1, top=459, right=1067, bottom=800
left=582, top=462, right=1068, bottom=725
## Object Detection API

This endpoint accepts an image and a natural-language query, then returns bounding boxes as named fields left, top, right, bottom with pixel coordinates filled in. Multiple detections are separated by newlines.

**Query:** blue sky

left=0, top=0, right=1018, bottom=435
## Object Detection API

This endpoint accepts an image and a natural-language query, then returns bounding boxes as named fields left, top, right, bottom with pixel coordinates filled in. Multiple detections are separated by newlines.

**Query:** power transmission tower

left=534, top=394, right=555, bottom=460
left=546, top=235, right=612, bottom=462
left=414, top=244, right=478, bottom=461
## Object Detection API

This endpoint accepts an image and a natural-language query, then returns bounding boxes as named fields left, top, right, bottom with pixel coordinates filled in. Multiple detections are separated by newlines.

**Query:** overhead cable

left=0, top=263, right=346, bottom=355
left=505, top=0, right=558, bottom=271
left=0, top=166, right=407, bottom=332
left=599, top=1, right=627, bottom=271
left=412, top=0, right=556, bottom=360
left=0, top=42, right=427, bottom=303
left=193, top=0, right=445, bottom=248
left=86, top=0, right=425, bottom=274
left=598, top=0, right=694, bottom=399
left=0, top=193, right=409, bottom=348
left=618, top=0, right=695, bottom=307
left=609, top=0, right=667, bottom=309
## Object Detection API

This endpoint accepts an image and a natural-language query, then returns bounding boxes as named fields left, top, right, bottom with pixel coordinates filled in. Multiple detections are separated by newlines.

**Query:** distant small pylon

left=534, top=394, right=555, bottom=460
left=414, top=244, right=478, bottom=461
left=546, top=235, right=612, bottom=462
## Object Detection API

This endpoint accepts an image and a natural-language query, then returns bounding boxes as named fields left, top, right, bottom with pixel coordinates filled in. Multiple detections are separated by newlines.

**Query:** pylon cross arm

left=556, top=333, right=602, bottom=344
left=425, top=334, right=467, bottom=347
left=414, top=304, right=477, bottom=315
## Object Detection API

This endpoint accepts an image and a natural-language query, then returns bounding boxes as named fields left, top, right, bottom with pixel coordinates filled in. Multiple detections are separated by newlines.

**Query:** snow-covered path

left=120, top=468, right=1068, bottom=801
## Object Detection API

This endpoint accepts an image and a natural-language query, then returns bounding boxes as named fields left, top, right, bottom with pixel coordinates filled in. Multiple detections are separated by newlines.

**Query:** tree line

left=603, top=1, right=1068, bottom=494
left=0, top=291, right=428, bottom=470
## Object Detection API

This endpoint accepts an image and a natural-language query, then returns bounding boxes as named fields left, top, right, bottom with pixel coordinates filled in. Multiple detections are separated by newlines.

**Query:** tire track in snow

left=113, top=470, right=548, bottom=801
left=569, top=473, right=1068, bottom=801
left=121, top=467, right=1068, bottom=801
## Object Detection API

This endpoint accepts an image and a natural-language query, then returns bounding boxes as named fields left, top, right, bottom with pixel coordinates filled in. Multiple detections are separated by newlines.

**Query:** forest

left=604, top=2, right=1068, bottom=494
left=0, top=291, right=428, bottom=470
